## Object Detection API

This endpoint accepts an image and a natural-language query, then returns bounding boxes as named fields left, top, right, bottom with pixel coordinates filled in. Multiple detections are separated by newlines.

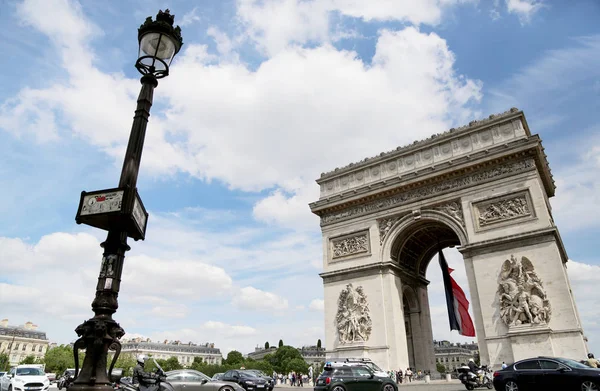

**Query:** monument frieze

left=321, top=158, right=535, bottom=226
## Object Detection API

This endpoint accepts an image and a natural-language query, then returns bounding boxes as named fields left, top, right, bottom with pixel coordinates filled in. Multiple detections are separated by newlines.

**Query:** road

left=274, top=381, right=467, bottom=391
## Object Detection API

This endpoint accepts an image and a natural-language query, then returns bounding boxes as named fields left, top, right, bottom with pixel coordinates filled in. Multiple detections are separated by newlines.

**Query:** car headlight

left=244, top=381, right=255, bottom=385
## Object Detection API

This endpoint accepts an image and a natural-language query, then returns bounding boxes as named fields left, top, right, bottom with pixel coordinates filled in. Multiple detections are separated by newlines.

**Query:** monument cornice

left=320, top=260, right=429, bottom=286
left=318, top=108, right=529, bottom=181
left=313, top=153, right=544, bottom=227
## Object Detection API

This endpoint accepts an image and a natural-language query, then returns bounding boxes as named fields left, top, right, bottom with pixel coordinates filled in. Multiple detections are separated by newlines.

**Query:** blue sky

left=0, top=0, right=599, bottom=359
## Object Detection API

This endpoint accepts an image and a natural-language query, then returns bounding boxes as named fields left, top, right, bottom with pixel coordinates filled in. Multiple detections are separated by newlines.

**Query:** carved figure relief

left=432, top=201, right=464, bottom=225
left=478, top=195, right=531, bottom=226
left=498, top=255, right=551, bottom=327
left=378, top=216, right=402, bottom=244
left=336, top=283, right=372, bottom=343
left=331, top=232, right=369, bottom=259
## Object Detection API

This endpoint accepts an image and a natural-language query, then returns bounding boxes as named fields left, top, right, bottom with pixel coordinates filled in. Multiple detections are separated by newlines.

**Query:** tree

left=316, top=339, right=322, bottom=349
left=19, top=355, right=36, bottom=365
left=224, top=351, right=244, bottom=366
left=436, top=363, right=446, bottom=374
left=44, top=345, right=81, bottom=374
left=112, top=353, right=137, bottom=376
left=278, top=340, right=283, bottom=348
left=286, top=358, right=308, bottom=374
left=0, top=352, right=9, bottom=371
left=267, top=346, right=304, bottom=373
left=154, top=357, right=183, bottom=372
left=264, top=342, right=270, bottom=350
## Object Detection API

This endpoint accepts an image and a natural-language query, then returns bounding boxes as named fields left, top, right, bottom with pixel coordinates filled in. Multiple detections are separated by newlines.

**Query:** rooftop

left=0, top=319, right=47, bottom=340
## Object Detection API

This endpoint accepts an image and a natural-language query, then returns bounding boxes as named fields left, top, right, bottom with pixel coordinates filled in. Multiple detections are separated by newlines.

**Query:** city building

left=247, top=346, right=278, bottom=361
left=0, top=319, right=50, bottom=366
left=433, top=340, right=478, bottom=372
left=121, top=338, right=222, bottom=366
left=246, top=345, right=326, bottom=365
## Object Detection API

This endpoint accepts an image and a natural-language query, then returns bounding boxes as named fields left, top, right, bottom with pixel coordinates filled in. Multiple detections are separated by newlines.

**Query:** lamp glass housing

left=137, top=32, right=177, bottom=73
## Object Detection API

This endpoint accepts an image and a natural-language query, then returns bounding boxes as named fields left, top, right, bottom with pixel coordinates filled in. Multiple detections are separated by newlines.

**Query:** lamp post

left=71, top=10, right=182, bottom=391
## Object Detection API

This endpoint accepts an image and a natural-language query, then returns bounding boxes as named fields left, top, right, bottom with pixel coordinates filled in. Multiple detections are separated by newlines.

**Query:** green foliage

left=316, top=339, right=322, bottom=349
left=224, top=351, right=244, bottom=366
left=265, top=346, right=305, bottom=374
left=0, top=353, right=9, bottom=371
left=156, top=357, right=183, bottom=372
left=285, top=358, right=308, bottom=374
left=436, top=363, right=446, bottom=374
left=264, top=342, right=270, bottom=350
left=244, top=360, right=273, bottom=373
left=19, top=355, right=36, bottom=365
left=112, top=354, right=136, bottom=376
left=278, top=340, right=283, bottom=348
left=43, top=345, right=82, bottom=374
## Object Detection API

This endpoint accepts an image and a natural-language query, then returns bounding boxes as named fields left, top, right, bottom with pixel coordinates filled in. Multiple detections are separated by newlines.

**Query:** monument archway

left=309, top=108, right=588, bottom=371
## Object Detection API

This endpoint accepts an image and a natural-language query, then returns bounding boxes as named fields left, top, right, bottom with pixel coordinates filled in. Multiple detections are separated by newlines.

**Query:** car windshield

left=242, top=372, right=260, bottom=378
left=16, top=368, right=45, bottom=376
left=363, top=363, right=383, bottom=372
left=555, top=358, right=593, bottom=369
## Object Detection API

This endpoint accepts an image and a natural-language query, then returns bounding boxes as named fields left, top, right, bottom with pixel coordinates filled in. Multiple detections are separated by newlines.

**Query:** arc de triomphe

left=309, top=108, right=587, bottom=371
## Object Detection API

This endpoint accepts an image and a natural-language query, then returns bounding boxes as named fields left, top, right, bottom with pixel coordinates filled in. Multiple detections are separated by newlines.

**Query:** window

left=332, top=368, right=352, bottom=376
left=22, top=344, right=27, bottom=351
left=39, top=346, right=43, bottom=352
left=187, top=373, right=207, bottom=382
left=515, top=360, right=541, bottom=370
left=539, top=360, right=560, bottom=370
left=32, top=345, right=37, bottom=352
left=351, top=367, right=372, bottom=377
left=14, top=343, right=20, bottom=350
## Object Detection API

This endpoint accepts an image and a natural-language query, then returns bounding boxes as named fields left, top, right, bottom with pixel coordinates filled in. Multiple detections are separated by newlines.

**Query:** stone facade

left=0, top=320, right=50, bottom=366
left=434, top=341, right=478, bottom=372
left=309, top=109, right=587, bottom=372
left=121, top=338, right=222, bottom=366
left=246, top=346, right=326, bottom=365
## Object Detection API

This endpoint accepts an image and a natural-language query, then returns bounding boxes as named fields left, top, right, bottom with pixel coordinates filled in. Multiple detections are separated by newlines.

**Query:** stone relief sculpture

left=479, top=195, right=530, bottom=226
left=336, top=284, right=372, bottom=343
left=332, top=233, right=369, bottom=258
left=498, top=255, right=551, bottom=327
left=378, top=216, right=401, bottom=244
left=433, top=201, right=464, bottom=225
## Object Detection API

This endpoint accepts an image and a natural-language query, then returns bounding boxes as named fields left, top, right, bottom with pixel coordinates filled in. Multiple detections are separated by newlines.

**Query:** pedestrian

left=501, top=361, right=508, bottom=370
left=405, top=368, right=412, bottom=382
left=587, top=353, right=600, bottom=368
left=396, top=369, right=402, bottom=384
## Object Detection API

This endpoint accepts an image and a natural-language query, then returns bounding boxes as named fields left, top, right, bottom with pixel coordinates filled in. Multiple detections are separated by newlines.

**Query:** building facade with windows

left=0, top=319, right=50, bottom=366
left=121, top=338, right=222, bottom=366
left=433, top=340, right=478, bottom=372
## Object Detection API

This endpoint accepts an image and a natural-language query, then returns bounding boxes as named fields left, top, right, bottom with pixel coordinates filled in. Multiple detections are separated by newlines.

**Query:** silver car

left=166, top=370, right=244, bottom=391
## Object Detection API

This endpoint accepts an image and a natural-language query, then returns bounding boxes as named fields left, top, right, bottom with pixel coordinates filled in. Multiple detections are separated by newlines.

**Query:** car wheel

left=332, top=385, right=346, bottom=391
left=504, top=380, right=519, bottom=391
left=382, top=383, right=395, bottom=391
left=582, top=381, right=600, bottom=391
left=219, top=387, right=235, bottom=391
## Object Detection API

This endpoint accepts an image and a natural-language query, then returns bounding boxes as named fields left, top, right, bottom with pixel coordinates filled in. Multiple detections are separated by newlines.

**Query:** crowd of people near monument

left=386, top=368, right=430, bottom=384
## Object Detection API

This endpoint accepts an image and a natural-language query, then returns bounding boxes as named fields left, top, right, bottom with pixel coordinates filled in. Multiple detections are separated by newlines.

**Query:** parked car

left=243, top=371, right=273, bottom=391
left=0, top=365, right=50, bottom=391
left=329, top=358, right=389, bottom=378
left=212, top=374, right=224, bottom=381
left=221, top=370, right=268, bottom=391
left=315, top=362, right=397, bottom=391
left=166, top=369, right=243, bottom=391
left=492, top=356, right=600, bottom=391
left=0, top=374, right=5, bottom=380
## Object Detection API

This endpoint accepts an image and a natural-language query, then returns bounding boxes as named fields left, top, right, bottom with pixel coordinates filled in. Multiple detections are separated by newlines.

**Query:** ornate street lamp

left=71, top=10, right=182, bottom=391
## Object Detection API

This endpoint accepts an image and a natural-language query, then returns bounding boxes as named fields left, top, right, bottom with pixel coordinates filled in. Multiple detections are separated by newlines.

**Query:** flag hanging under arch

left=438, top=249, right=476, bottom=337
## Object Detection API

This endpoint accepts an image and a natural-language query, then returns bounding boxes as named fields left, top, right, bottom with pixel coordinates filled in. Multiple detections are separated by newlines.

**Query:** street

left=274, top=380, right=466, bottom=391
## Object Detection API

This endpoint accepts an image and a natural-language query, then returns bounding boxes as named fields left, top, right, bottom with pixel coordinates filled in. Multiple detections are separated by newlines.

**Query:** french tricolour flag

left=438, top=250, right=476, bottom=337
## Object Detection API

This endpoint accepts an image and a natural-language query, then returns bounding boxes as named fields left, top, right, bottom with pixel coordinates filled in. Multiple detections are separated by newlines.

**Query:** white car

left=0, top=365, right=50, bottom=391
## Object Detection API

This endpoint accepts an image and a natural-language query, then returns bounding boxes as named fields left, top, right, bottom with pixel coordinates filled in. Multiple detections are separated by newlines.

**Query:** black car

left=244, top=370, right=274, bottom=391
left=492, top=356, right=600, bottom=391
left=221, top=370, right=268, bottom=391
left=314, top=363, right=397, bottom=391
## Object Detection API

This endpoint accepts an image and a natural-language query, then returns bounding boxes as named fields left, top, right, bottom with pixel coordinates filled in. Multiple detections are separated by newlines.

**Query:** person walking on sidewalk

left=405, top=368, right=413, bottom=382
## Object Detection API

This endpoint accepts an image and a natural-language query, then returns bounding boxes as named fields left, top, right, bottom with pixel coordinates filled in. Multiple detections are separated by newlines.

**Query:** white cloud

left=566, top=261, right=600, bottom=353
left=179, top=7, right=202, bottom=27
left=236, top=0, right=476, bottom=55
left=505, top=0, right=544, bottom=23
left=309, top=299, right=324, bottom=312
left=232, top=286, right=289, bottom=311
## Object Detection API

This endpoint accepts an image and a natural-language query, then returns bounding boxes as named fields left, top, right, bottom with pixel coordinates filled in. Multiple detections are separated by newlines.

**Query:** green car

left=314, top=363, right=397, bottom=391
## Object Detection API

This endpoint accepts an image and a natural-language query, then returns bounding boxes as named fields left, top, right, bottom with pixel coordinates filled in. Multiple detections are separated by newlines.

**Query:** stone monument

left=309, top=108, right=587, bottom=371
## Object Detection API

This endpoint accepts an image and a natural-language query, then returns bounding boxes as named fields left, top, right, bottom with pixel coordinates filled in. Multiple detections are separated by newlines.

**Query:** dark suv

left=315, top=363, right=397, bottom=391
left=221, top=370, right=268, bottom=391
